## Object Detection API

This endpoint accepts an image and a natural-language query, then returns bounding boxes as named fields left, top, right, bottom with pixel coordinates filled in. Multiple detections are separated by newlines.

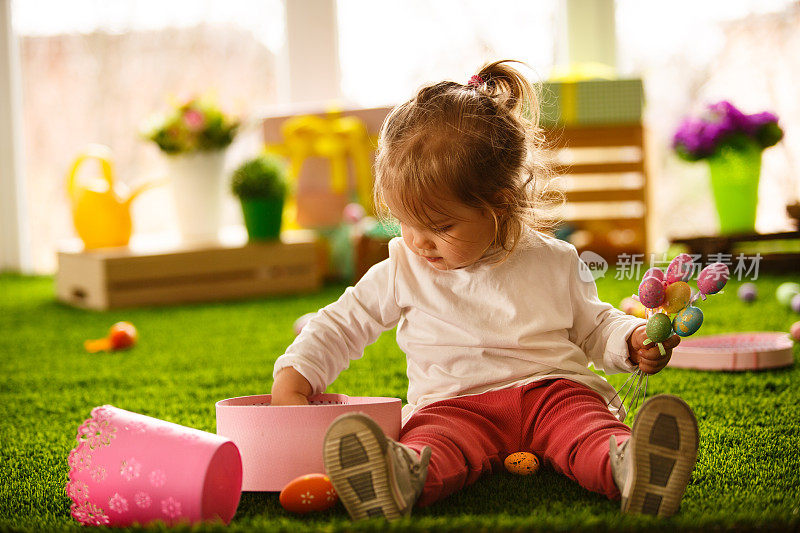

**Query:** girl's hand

left=270, top=367, right=313, bottom=406
left=626, top=325, right=680, bottom=374
left=271, top=391, right=311, bottom=406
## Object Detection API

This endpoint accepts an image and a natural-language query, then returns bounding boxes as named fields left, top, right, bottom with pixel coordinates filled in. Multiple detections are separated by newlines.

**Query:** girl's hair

left=374, top=59, right=563, bottom=262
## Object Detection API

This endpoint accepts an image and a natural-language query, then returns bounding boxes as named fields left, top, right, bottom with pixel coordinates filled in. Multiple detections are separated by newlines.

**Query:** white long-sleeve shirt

left=273, top=231, right=646, bottom=425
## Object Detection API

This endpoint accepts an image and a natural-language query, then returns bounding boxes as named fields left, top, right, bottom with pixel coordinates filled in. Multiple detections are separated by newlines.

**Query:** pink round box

left=669, top=332, right=795, bottom=371
left=215, top=394, right=402, bottom=491
left=66, top=405, right=242, bottom=527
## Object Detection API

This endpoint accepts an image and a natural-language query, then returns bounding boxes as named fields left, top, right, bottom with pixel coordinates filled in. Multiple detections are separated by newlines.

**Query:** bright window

left=616, top=0, right=798, bottom=239
left=337, top=0, right=559, bottom=107
left=11, top=0, right=284, bottom=272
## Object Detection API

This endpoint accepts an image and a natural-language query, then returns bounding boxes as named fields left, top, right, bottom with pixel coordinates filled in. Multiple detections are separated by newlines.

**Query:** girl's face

left=387, top=195, right=497, bottom=270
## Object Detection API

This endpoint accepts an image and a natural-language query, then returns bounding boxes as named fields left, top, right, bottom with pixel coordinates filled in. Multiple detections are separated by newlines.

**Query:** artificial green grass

left=1, top=271, right=799, bottom=532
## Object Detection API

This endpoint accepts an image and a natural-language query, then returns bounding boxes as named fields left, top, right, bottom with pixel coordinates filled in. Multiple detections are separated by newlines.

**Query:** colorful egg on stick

left=672, top=306, right=704, bottom=337
left=696, top=262, right=729, bottom=299
left=638, top=277, right=666, bottom=309
left=666, top=253, right=694, bottom=284
left=662, top=281, right=691, bottom=314
left=645, top=313, right=673, bottom=343
left=643, top=267, right=665, bottom=282
left=644, top=312, right=673, bottom=355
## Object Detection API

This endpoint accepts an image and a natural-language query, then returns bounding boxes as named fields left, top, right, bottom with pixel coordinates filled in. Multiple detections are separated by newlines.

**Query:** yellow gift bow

left=266, top=109, right=377, bottom=229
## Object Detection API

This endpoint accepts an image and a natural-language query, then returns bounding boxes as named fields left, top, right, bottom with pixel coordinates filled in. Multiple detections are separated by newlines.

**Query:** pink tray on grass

left=669, top=332, right=795, bottom=371
left=215, top=394, right=401, bottom=491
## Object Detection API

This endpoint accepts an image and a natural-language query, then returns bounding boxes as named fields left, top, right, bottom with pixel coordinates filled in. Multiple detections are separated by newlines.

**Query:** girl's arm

left=566, top=247, right=647, bottom=374
left=271, top=244, right=403, bottom=398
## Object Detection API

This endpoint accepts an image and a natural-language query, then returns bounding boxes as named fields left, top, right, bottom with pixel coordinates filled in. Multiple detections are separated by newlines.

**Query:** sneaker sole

left=622, top=394, right=699, bottom=517
left=323, top=413, right=404, bottom=520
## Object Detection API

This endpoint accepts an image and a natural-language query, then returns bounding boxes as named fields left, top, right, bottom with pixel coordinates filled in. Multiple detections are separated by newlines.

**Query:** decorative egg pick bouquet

left=610, top=254, right=729, bottom=419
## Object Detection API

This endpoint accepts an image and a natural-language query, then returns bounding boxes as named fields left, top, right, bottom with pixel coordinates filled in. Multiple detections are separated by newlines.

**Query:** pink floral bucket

left=66, top=405, right=242, bottom=527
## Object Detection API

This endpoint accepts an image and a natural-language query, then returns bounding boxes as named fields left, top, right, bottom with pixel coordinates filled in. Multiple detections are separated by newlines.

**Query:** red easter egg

left=638, top=276, right=666, bottom=309
left=643, top=267, right=665, bottom=282
left=666, top=253, right=694, bottom=284
left=109, top=321, right=137, bottom=350
left=279, top=473, right=338, bottom=514
left=697, top=262, right=729, bottom=295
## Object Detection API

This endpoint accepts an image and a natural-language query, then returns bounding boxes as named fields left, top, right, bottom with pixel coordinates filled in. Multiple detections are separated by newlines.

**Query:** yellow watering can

left=67, top=144, right=161, bottom=249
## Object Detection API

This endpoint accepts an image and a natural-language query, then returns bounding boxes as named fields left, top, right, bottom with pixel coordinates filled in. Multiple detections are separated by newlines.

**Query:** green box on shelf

left=540, top=78, right=644, bottom=127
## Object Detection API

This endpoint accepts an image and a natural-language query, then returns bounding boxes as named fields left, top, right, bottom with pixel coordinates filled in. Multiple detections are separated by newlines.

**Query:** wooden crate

left=56, top=232, right=323, bottom=310
left=546, top=123, right=651, bottom=260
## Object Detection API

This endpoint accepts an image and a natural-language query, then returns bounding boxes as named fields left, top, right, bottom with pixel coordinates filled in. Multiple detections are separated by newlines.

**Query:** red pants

left=400, top=379, right=631, bottom=507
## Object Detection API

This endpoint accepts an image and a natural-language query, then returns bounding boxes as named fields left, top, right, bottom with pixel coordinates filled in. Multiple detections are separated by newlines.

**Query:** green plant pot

left=240, top=197, right=284, bottom=241
left=707, top=139, right=761, bottom=235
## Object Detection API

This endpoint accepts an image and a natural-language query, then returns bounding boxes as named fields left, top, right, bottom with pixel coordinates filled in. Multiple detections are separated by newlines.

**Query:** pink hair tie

left=468, top=74, right=484, bottom=87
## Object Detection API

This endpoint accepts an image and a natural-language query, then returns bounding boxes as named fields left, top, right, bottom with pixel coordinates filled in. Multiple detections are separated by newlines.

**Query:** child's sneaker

left=609, top=394, right=699, bottom=517
left=323, top=412, right=431, bottom=520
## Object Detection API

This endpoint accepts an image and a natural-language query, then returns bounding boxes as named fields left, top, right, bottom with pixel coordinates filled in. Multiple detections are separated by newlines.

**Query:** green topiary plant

left=231, top=154, right=289, bottom=241
left=231, top=155, right=288, bottom=200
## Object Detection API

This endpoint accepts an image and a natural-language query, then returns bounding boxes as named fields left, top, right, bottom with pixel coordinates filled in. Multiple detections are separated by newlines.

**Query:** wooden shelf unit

left=545, top=123, right=651, bottom=260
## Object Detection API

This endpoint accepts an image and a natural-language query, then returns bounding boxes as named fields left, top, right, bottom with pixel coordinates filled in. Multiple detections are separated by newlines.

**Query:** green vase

left=240, top=197, right=284, bottom=241
left=707, top=139, right=762, bottom=235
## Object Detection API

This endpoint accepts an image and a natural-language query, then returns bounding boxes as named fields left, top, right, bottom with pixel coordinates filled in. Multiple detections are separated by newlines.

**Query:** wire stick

left=642, top=374, right=649, bottom=405
left=606, top=369, right=638, bottom=407
left=619, top=370, right=643, bottom=413
left=632, top=373, right=650, bottom=415
left=627, top=370, right=645, bottom=416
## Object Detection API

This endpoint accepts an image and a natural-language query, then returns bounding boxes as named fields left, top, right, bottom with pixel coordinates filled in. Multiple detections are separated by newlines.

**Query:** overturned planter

left=66, top=405, right=242, bottom=527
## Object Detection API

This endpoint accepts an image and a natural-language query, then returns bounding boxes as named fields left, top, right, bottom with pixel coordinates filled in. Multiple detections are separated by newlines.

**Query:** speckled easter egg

left=504, top=452, right=540, bottom=475
left=776, top=282, right=800, bottom=307
left=638, top=277, right=666, bottom=309
left=697, top=263, right=729, bottom=296
left=646, top=313, right=673, bottom=343
left=643, top=267, right=665, bottom=282
left=666, top=253, right=694, bottom=284
left=790, top=321, right=800, bottom=341
left=672, top=306, right=704, bottom=337
left=662, top=281, right=692, bottom=314
left=279, top=474, right=338, bottom=514
left=738, top=282, right=758, bottom=302
left=792, top=294, right=800, bottom=314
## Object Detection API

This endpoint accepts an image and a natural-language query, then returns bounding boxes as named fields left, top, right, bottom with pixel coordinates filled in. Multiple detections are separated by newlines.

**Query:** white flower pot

left=165, top=150, right=227, bottom=243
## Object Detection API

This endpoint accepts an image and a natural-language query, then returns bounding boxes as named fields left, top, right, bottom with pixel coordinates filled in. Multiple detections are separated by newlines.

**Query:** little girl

left=271, top=60, right=699, bottom=521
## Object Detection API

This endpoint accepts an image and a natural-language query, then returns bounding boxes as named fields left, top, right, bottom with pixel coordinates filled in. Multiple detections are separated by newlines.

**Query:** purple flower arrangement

left=673, top=101, right=783, bottom=161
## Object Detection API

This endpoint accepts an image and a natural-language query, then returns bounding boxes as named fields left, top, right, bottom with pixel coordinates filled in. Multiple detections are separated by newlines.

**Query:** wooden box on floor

left=56, top=233, right=323, bottom=310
